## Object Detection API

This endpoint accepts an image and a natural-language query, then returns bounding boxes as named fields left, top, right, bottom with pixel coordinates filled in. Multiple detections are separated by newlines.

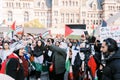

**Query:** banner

left=100, top=26, right=120, bottom=43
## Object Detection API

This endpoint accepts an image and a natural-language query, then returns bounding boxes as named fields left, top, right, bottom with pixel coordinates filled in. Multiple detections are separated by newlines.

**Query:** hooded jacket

left=102, top=48, right=120, bottom=80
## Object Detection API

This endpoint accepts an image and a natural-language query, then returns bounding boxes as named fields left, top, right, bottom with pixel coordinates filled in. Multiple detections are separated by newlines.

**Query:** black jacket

left=49, top=45, right=67, bottom=74
left=102, top=48, right=120, bottom=80
left=6, top=58, right=24, bottom=80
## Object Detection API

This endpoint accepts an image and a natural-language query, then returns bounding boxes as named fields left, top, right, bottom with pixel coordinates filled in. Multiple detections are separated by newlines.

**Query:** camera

left=80, top=43, right=91, bottom=53
left=80, top=47, right=91, bottom=53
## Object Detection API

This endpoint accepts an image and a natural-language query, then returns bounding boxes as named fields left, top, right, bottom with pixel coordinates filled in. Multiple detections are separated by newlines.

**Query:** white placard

left=100, top=26, right=120, bottom=43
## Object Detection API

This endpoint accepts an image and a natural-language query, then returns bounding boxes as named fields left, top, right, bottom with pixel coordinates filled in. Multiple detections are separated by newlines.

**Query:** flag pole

left=11, top=30, right=14, bottom=39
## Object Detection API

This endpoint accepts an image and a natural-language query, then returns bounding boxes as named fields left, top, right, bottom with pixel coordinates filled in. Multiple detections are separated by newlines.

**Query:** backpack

left=0, top=53, right=19, bottom=74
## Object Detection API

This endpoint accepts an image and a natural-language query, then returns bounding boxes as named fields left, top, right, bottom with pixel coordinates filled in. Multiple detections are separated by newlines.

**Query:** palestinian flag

left=42, top=30, right=51, bottom=38
left=65, top=24, right=86, bottom=37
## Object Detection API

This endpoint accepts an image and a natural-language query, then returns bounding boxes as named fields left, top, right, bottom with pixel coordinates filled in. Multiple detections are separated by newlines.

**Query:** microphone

left=24, top=53, right=30, bottom=60
left=24, top=53, right=35, bottom=70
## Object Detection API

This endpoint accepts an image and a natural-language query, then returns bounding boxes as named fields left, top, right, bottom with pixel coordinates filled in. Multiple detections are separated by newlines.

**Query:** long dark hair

left=103, top=38, right=118, bottom=52
left=13, top=49, right=20, bottom=57
left=35, top=40, right=45, bottom=50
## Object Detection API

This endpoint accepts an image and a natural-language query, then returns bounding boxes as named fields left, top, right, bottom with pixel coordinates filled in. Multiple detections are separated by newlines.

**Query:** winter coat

left=102, top=48, right=120, bottom=80
left=49, top=45, right=67, bottom=74
left=6, top=56, right=24, bottom=80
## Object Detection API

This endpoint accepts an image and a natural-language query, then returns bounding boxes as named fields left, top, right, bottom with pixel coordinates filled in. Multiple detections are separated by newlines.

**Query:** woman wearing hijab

left=6, top=41, right=25, bottom=80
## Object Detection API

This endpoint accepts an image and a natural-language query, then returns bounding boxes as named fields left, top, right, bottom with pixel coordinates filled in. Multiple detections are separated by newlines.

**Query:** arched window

left=24, top=11, right=29, bottom=22
left=8, top=11, right=13, bottom=21
left=76, top=1, right=78, bottom=6
left=93, top=4, right=96, bottom=10
left=66, top=1, right=68, bottom=6
left=41, top=2, right=44, bottom=8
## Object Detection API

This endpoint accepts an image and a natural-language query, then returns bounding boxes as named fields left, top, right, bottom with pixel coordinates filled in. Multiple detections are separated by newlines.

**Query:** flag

left=2, top=19, right=6, bottom=24
left=65, top=25, right=73, bottom=37
left=69, top=65, right=73, bottom=80
left=65, top=24, right=86, bottom=37
left=11, top=21, right=16, bottom=31
left=65, top=59, right=70, bottom=72
left=42, top=30, right=51, bottom=38
left=14, top=26, right=24, bottom=35
left=0, top=19, right=6, bottom=26
left=101, top=20, right=107, bottom=27
left=91, top=24, right=94, bottom=30
left=88, top=56, right=97, bottom=78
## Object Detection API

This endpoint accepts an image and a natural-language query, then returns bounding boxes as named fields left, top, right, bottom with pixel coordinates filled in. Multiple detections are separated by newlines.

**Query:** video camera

left=80, top=42, right=91, bottom=53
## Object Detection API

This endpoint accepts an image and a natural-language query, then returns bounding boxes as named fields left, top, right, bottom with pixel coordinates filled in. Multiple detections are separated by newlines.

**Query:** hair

left=2, top=41, right=10, bottom=49
left=13, top=49, right=20, bottom=57
left=35, top=40, right=45, bottom=50
left=103, top=38, right=118, bottom=52
left=88, top=36, right=96, bottom=43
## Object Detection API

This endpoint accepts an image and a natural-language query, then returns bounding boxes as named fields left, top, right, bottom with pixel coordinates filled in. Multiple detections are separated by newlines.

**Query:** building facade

left=0, top=0, right=120, bottom=34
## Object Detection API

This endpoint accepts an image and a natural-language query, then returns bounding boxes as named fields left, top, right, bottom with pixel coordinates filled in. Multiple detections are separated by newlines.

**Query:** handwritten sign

left=100, top=26, right=120, bottom=43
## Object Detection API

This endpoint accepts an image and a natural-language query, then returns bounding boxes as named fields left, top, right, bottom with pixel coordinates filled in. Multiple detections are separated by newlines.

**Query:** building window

left=16, top=2, right=20, bottom=8
left=37, top=2, right=40, bottom=7
left=83, top=19, right=85, bottom=24
left=62, top=1, right=64, bottom=6
left=99, top=20, right=101, bottom=25
left=87, top=20, right=89, bottom=25
left=54, top=11, right=58, bottom=16
left=9, top=2, right=12, bottom=7
left=71, top=14, right=74, bottom=23
left=99, top=14, right=102, bottom=18
left=76, top=14, right=79, bottom=23
left=93, top=4, right=96, bottom=10
left=118, top=6, right=120, bottom=10
left=55, top=18, right=58, bottom=24
left=61, top=13, right=64, bottom=23
left=76, top=1, right=78, bottom=6
left=73, top=1, right=75, bottom=6
left=66, top=13, right=69, bottom=23
left=24, top=11, right=29, bottom=22
left=69, top=1, right=71, bottom=6
left=12, top=2, right=14, bottom=8
left=96, top=20, right=98, bottom=25
left=91, top=14, right=93, bottom=17
left=8, top=11, right=13, bottom=21
left=82, top=12, right=86, bottom=17
left=66, top=1, right=68, bottom=6
left=6, top=2, right=8, bottom=7
left=41, top=2, right=45, bottom=8
left=93, top=20, right=95, bottom=24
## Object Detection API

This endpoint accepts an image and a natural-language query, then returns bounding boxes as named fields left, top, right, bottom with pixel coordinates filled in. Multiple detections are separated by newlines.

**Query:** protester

left=0, top=41, right=13, bottom=62
left=6, top=41, right=25, bottom=80
left=33, top=40, right=44, bottom=80
left=46, top=40, right=67, bottom=80
left=100, top=38, right=120, bottom=80
left=44, top=38, right=54, bottom=80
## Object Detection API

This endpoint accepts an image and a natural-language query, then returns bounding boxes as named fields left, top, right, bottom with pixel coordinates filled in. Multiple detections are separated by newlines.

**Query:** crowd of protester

left=0, top=32, right=119, bottom=80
